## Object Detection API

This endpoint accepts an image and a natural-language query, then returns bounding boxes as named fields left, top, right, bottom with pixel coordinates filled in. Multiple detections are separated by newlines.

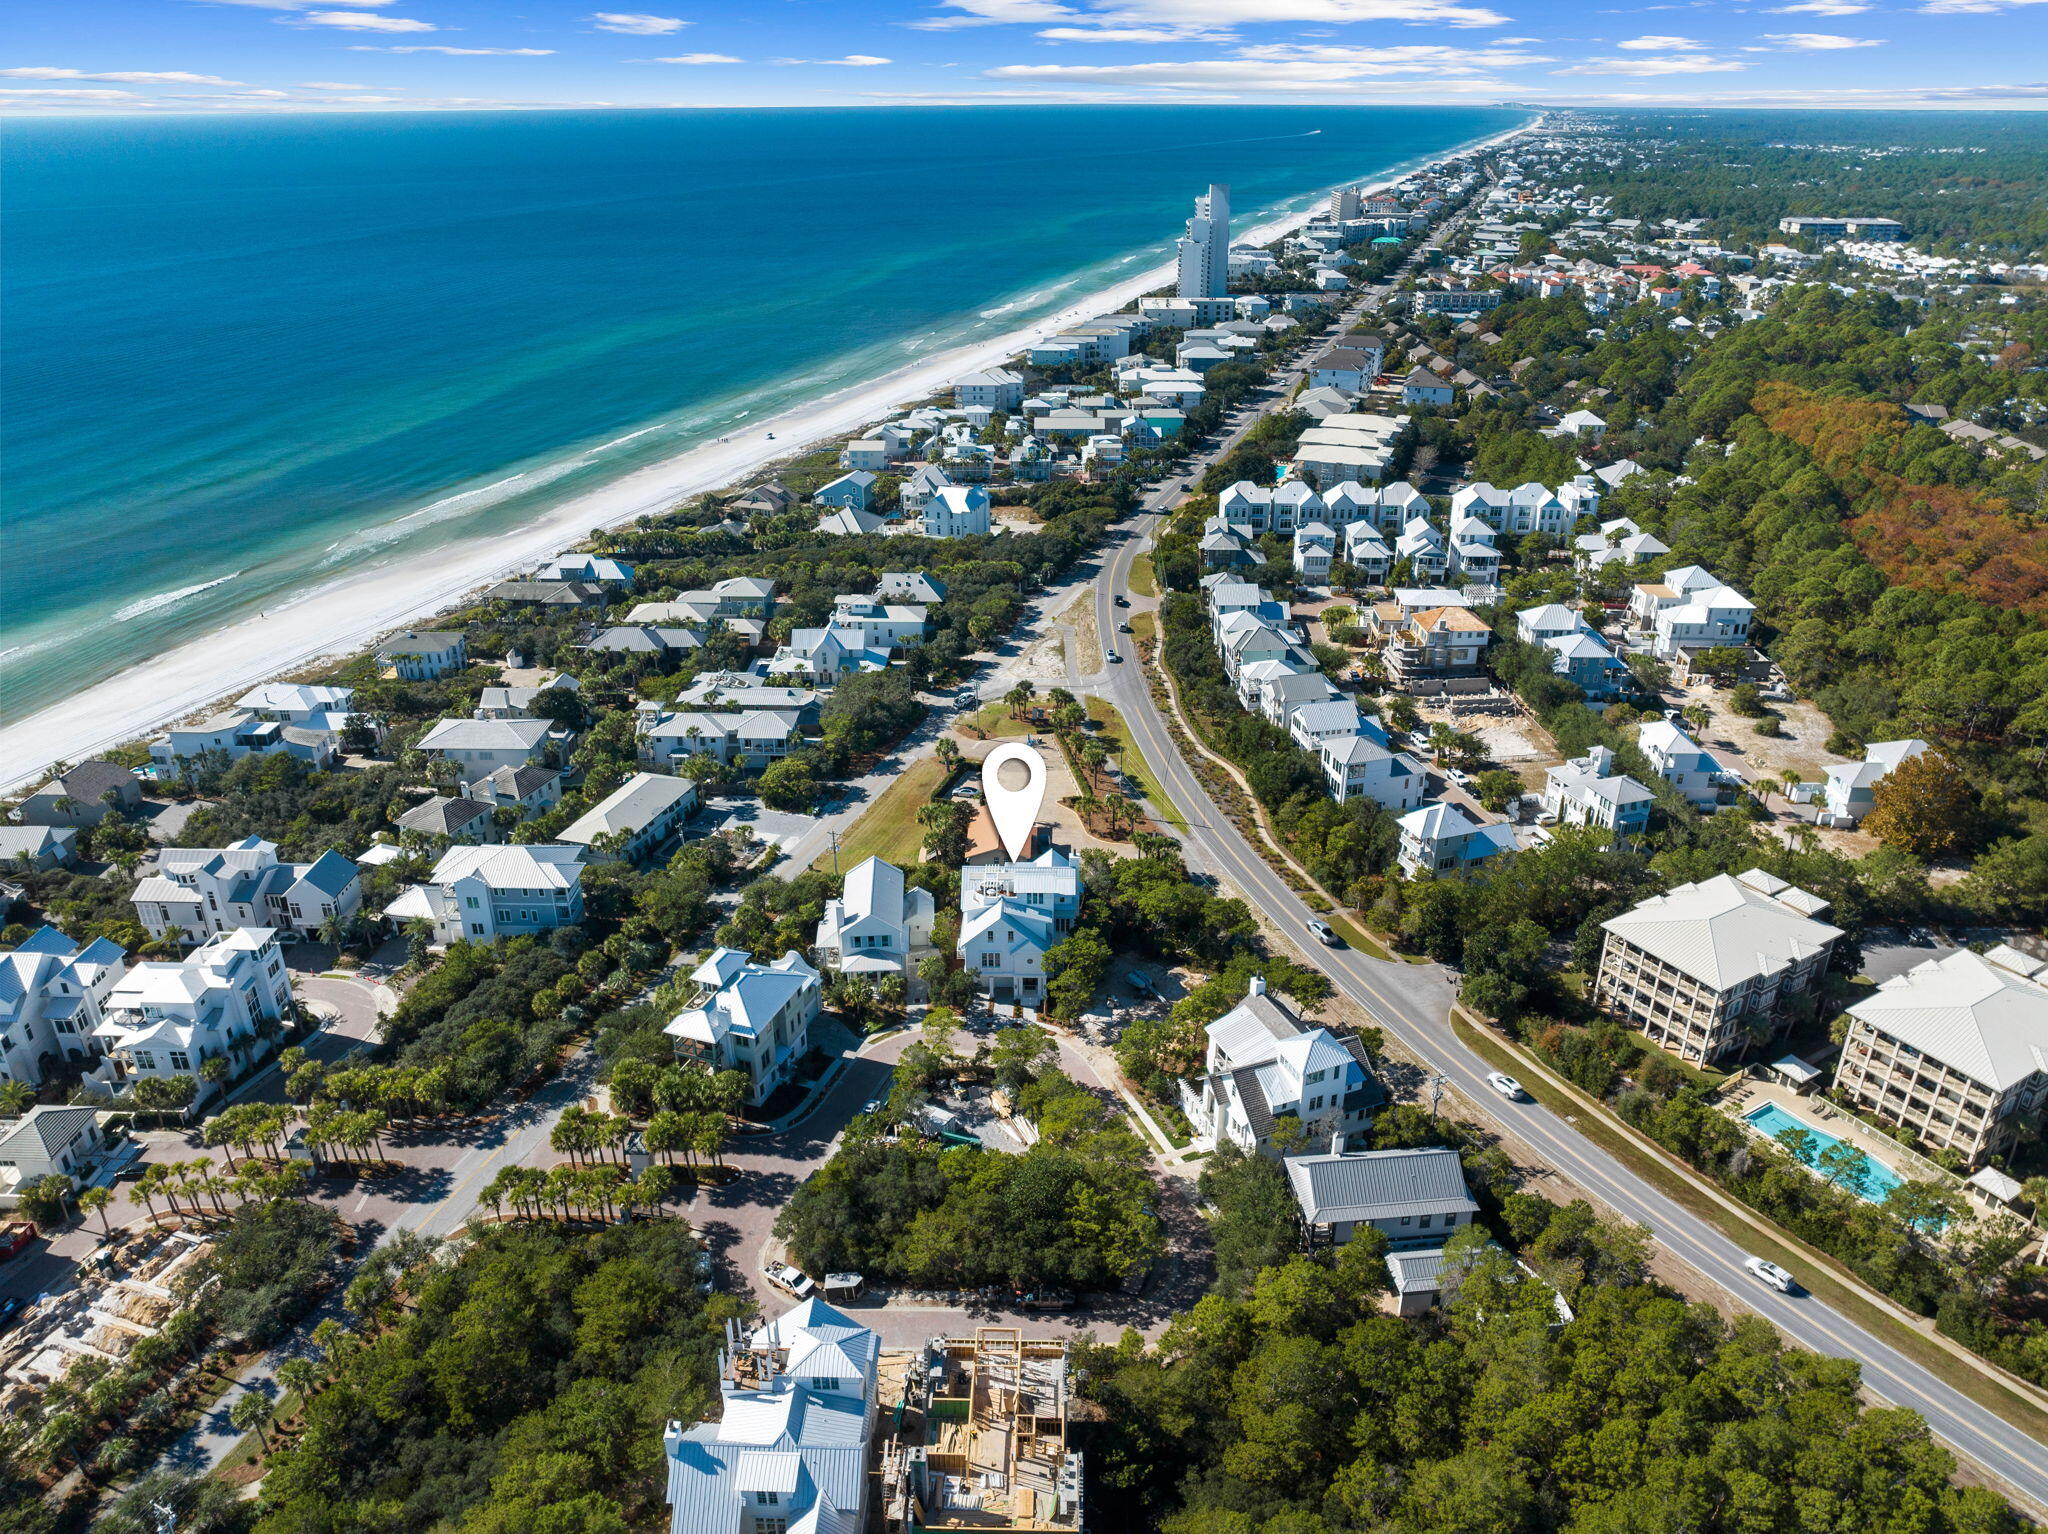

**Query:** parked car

left=1013, top=1290, right=1075, bottom=1312
left=1485, top=1071, right=1525, bottom=1101
left=1106, top=651, right=1122, bottom=663
left=1306, top=919, right=1339, bottom=946
left=763, top=1262, right=815, bottom=1300
left=1114, top=595, right=1130, bottom=607
left=1743, top=1255, right=1796, bottom=1294
left=0, top=1297, right=21, bottom=1333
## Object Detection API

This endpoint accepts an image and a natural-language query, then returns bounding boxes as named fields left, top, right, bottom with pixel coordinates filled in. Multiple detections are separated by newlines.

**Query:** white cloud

left=591, top=12, right=689, bottom=32
left=916, top=0, right=1510, bottom=32
left=1235, top=41, right=1552, bottom=66
left=1616, top=32, right=1706, bottom=46
left=0, top=86, right=139, bottom=97
left=349, top=44, right=556, bottom=52
left=298, top=79, right=373, bottom=86
left=773, top=53, right=894, bottom=63
left=1918, top=0, right=2044, bottom=11
left=645, top=52, right=743, bottom=61
left=1759, top=29, right=1883, bottom=44
left=1768, top=0, right=1870, bottom=12
left=987, top=55, right=1519, bottom=88
left=1037, top=23, right=1233, bottom=36
left=293, top=10, right=436, bottom=28
left=0, top=67, right=245, bottom=82
left=1554, top=52, right=1746, bottom=71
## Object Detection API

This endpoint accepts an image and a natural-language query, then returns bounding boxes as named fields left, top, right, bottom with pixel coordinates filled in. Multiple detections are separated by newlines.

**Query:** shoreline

left=0, top=117, right=1532, bottom=794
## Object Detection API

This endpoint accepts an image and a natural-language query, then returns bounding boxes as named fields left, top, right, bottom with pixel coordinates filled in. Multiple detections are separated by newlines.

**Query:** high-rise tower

left=1174, top=183, right=1231, bottom=299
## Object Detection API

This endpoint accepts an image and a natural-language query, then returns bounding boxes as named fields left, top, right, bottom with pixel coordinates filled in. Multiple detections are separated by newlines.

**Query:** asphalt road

left=1087, top=421, right=2048, bottom=1512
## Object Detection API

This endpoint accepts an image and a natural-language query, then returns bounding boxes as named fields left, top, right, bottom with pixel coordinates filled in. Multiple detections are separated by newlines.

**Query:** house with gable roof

left=0, top=928, right=131, bottom=1087
left=812, top=856, right=934, bottom=983
left=663, top=1296, right=878, bottom=1534
left=663, top=947, right=822, bottom=1108
left=132, top=838, right=363, bottom=943
left=1179, top=977, right=1384, bottom=1156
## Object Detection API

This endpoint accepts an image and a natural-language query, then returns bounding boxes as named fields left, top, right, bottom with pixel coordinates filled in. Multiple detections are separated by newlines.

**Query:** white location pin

left=980, top=742, right=1048, bottom=861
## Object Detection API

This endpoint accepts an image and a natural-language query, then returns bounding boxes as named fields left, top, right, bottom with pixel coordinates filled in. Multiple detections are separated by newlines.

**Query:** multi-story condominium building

left=1449, top=479, right=1602, bottom=538
left=1542, top=747, right=1653, bottom=846
left=132, top=838, right=363, bottom=943
left=812, top=856, right=934, bottom=982
left=1821, top=739, right=1930, bottom=826
left=1179, top=977, right=1384, bottom=1155
left=1396, top=801, right=1516, bottom=878
left=96, top=928, right=292, bottom=1090
left=954, top=366, right=1025, bottom=411
left=0, top=928, right=131, bottom=1087
left=663, top=1297, right=878, bottom=1534
left=383, top=843, right=586, bottom=945
left=1383, top=605, right=1492, bottom=685
left=1595, top=868, right=1842, bottom=1065
left=1778, top=215, right=1905, bottom=242
left=1175, top=182, right=1231, bottom=298
left=1286, top=1145, right=1480, bottom=1250
left=1832, top=946, right=2048, bottom=1165
left=664, top=946, right=823, bottom=1108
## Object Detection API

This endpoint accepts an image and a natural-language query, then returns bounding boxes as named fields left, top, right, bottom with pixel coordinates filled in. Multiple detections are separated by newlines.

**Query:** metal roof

left=1285, top=1146, right=1479, bottom=1226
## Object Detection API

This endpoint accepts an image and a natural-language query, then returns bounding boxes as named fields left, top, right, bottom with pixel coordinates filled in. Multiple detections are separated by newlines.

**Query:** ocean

left=1, top=105, right=1522, bottom=723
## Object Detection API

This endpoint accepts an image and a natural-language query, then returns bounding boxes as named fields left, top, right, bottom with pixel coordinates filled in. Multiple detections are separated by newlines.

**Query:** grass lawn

left=962, top=702, right=1034, bottom=738
left=1131, top=611, right=1157, bottom=646
left=1130, top=553, right=1158, bottom=598
left=1325, top=913, right=1393, bottom=962
left=812, top=754, right=953, bottom=873
left=1448, top=1012, right=2048, bottom=1447
left=1085, top=696, right=1188, bottom=833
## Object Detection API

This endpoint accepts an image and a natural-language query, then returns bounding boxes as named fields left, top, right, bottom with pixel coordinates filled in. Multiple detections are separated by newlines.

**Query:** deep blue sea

left=2, top=106, right=1522, bottom=720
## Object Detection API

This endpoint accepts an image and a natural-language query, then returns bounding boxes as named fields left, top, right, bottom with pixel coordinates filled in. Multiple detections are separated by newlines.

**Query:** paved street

left=1082, top=489, right=2048, bottom=1512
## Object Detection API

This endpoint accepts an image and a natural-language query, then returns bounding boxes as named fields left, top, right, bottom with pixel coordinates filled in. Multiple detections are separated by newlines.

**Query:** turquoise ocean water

left=2, top=106, right=1522, bottom=721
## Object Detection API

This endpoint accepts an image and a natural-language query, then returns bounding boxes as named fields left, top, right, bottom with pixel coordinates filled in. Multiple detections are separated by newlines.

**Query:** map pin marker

left=980, top=742, right=1048, bottom=862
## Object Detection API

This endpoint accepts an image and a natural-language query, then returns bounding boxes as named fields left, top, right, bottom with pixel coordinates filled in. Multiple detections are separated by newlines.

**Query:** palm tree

left=277, top=1356, right=324, bottom=1406
left=0, top=1080, right=34, bottom=1116
left=133, top=1165, right=166, bottom=1225
left=1005, top=682, right=1035, bottom=720
left=692, top=1112, right=728, bottom=1172
left=77, top=1186, right=114, bottom=1239
left=229, top=1390, right=275, bottom=1453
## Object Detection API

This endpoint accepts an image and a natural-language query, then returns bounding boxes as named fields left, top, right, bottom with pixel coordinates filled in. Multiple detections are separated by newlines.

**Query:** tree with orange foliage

left=1863, top=749, right=1978, bottom=857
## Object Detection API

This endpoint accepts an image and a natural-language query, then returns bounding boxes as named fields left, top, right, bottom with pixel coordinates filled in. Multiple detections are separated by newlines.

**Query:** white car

left=1485, top=1071, right=1525, bottom=1101
left=1743, top=1255, right=1796, bottom=1293
left=763, top=1261, right=815, bottom=1300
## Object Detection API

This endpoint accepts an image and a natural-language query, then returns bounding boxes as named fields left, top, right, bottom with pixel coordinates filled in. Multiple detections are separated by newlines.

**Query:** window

left=981, top=952, right=1000, bottom=969
left=1419, top=1214, right=1433, bottom=1228
left=809, top=1376, right=839, bottom=1391
left=134, top=1051, right=156, bottom=1070
left=169, top=1052, right=191, bottom=1072
left=754, top=1492, right=780, bottom=1507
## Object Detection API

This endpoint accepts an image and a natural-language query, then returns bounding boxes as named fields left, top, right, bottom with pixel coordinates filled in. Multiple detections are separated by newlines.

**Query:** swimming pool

left=1743, top=1102, right=1905, bottom=1204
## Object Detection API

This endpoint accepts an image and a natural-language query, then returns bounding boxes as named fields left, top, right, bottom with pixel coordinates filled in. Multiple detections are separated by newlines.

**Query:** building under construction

left=877, top=1327, right=1085, bottom=1531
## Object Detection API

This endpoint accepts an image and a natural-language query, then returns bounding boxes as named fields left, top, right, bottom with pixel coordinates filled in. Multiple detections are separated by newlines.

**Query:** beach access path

left=0, top=119, right=1536, bottom=796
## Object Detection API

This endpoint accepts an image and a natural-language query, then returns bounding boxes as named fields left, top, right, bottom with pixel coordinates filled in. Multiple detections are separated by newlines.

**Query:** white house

left=1286, top=1146, right=1480, bottom=1249
left=919, top=485, right=992, bottom=540
left=1555, top=409, right=1606, bottom=439
left=1396, top=801, right=1517, bottom=878
left=1513, top=602, right=1588, bottom=646
left=413, top=717, right=562, bottom=778
left=1321, top=735, right=1428, bottom=810
left=957, top=850, right=1082, bottom=1006
left=1821, top=739, right=1930, bottom=825
left=131, top=839, right=362, bottom=943
left=0, top=1107, right=115, bottom=1202
left=636, top=706, right=804, bottom=770
left=1627, top=564, right=1725, bottom=628
left=662, top=1297, right=877, bottom=1534
left=1543, top=747, right=1653, bottom=846
left=878, top=571, right=946, bottom=604
left=1179, top=978, right=1383, bottom=1155
left=0, top=928, right=130, bottom=1087
left=1401, top=368, right=1454, bottom=407
left=376, top=630, right=467, bottom=680
left=235, top=683, right=357, bottom=733
left=663, top=947, right=822, bottom=1108
left=97, top=928, right=292, bottom=1092
left=1636, top=720, right=1731, bottom=808
left=383, top=843, right=586, bottom=945
left=558, top=773, right=697, bottom=863
left=840, top=439, right=891, bottom=473
left=1652, top=585, right=1753, bottom=659
left=811, top=856, right=934, bottom=982
left=1293, top=522, right=1337, bottom=580
left=148, top=710, right=339, bottom=775
left=1309, top=343, right=1383, bottom=393
left=475, top=672, right=578, bottom=721
left=829, top=596, right=929, bottom=649
left=767, top=626, right=892, bottom=685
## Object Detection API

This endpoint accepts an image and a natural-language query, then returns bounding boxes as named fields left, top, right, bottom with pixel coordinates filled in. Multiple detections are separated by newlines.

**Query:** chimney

left=1330, top=1130, right=1344, bottom=1154
left=1248, top=975, right=1267, bottom=996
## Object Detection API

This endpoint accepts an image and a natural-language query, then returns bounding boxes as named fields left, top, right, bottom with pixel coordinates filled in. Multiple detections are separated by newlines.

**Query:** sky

left=4, top=0, right=2044, bottom=114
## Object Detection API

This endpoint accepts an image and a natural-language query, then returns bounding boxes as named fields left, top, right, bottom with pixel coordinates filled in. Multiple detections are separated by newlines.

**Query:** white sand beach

left=0, top=120, right=1530, bottom=794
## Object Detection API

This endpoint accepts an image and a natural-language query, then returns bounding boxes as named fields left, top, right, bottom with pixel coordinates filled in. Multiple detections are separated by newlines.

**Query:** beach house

left=813, top=471, right=877, bottom=512
left=0, top=927, right=131, bottom=1088
left=811, top=856, right=934, bottom=983
left=131, top=838, right=363, bottom=944
left=1286, top=1146, right=1480, bottom=1250
left=413, top=717, right=564, bottom=778
left=957, top=850, right=1082, bottom=1006
left=918, top=485, right=992, bottom=540
left=558, top=773, right=697, bottom=865
left=13, top=761, right=142, bottom=829
left=1821, top=739, right=1930, bottom=826
left=375, top=630, right=467, bottom=681
left=96, top=928, right=294, bottom=1095
left=663, top=947, right=822, bottom=1108
left=382, top=843, right=587, bottom=945
left=1179, top=978, right=1384, bottom=1156
left=1636, top=720, right=1731, bottom=808
left=1396, top=802, right=1517, bottom=878
left=1542, top=747, right=1653, bottom=846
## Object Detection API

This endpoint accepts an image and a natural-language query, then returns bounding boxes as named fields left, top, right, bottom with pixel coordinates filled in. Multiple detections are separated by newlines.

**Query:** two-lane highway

left=1087, top=489, right=2048, bottom=1512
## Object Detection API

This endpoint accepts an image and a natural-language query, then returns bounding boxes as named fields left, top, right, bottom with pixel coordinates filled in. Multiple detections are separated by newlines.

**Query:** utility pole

left=826, top=829, right=840, bottom=877
left=1428, top=1074, right=1448, bottom=1118
left=152, top=1499, right=177, bottom=1534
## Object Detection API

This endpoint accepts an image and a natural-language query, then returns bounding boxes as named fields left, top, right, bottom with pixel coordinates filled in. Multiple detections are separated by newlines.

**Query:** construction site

left=0, top=1226, right=212, bottom=1411
left=877, top=1328, right=1085, bottom=1532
